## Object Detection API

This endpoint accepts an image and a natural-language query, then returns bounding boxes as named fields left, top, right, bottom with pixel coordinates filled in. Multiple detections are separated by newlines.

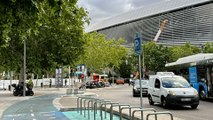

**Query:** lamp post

left=23, top=38, right=26, bottom=97
left=142, top=48, right=145, bottom=79
left=68, top=66, right=71, bottom=88
left=112, top=65, right=114, bottom=84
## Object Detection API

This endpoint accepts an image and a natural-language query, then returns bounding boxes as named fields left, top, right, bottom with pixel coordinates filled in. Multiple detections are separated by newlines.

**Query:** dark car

left=85, top=81, right=98, bottom=89
left=133, top=79, right=149, bottom=97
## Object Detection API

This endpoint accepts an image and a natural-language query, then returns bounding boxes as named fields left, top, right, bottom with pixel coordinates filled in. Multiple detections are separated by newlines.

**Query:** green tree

left=0, top=0, right=89, bottom=80
left=203, top=42, right=213, bottom=53
left=143, top=41, right=171, bottom=72
left=76, top=32, right=128, bottom=73
left=169, top=42, right=200, bottom=62
left=118, top=59, right=132, bottom=78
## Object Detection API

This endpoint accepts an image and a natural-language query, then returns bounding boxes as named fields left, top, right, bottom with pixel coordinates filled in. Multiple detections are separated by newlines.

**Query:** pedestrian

left=41, top=82, right=43, bottom=88
left=65, top=79, right=67, bottom=87
left=80, top=74, right=84, bottom=82
left=128, top=78, right=131, bottom=86
left=49, top=79, right=52, bottom=88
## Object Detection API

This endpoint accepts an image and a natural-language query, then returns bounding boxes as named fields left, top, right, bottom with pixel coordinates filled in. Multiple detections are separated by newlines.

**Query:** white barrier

left=0, top=78, right=81, bottom=89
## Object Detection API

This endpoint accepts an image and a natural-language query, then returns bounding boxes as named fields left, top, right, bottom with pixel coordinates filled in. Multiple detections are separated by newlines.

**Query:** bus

left=165, top=53, right=213, bottom=100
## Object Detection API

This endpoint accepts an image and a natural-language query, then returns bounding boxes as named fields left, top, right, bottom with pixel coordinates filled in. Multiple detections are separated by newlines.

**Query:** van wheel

left=199, top=88, right=206, bottom=100
left=148, top=95, right=154, bottom=105
left=161, top=97, right=168, bottom=108
left=191, top=104, right=198, bottom=109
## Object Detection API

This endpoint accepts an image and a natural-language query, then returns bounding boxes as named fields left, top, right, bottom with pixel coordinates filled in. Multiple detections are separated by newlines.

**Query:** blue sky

left=78, top=0, right=171, bottom=26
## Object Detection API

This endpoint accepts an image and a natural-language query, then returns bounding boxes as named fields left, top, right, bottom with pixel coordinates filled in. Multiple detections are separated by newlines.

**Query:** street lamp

left=112, top=65, right=114, bottom=84
left=23, top=38, right=26, bottom=97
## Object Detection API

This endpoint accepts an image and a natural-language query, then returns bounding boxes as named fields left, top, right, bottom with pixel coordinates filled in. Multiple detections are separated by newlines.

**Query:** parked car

left=148, top=72, right=199, bottom=109
left=85, top=80, right=98, bottom=89
left=124, top=78, right=130, bottom=84
left=116, top=78, right=125, bottom=85
left=104, top=82, right=111, bottom=87
left=96, top=81, right=105, bottom=88
left=132, top=79, right=149, bottom=97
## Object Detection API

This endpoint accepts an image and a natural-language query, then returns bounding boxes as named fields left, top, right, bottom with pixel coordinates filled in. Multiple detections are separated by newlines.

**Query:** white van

left=148, top=72, right=199, bottom=109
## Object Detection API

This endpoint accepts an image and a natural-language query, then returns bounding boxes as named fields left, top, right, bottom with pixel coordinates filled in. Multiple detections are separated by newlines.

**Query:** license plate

left=181, top=98, right=191, bottom=101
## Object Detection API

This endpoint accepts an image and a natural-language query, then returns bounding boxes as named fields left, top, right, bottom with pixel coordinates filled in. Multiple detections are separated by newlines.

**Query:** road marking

left=30, top=106, right=33, bottom=112
left=31, top=113, right=35, bottom=117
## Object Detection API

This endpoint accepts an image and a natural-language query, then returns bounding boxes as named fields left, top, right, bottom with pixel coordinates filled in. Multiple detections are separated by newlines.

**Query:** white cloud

left=78, top=0, right=169, bottom=26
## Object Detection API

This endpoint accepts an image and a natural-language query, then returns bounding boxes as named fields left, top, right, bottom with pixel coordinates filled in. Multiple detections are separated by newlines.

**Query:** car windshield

left=162, top=77, right=190, bottom=88
left=135, top=80, right=149, bottom=86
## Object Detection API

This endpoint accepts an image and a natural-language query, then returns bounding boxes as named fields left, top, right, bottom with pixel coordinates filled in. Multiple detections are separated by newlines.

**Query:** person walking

left=49, top=79, right=52, bottom=88
left=65, top=79, right=67, bottom=87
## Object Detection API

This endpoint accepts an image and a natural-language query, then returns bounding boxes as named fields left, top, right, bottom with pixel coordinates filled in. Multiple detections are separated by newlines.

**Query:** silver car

left=133, top=79, right=149, bottom=97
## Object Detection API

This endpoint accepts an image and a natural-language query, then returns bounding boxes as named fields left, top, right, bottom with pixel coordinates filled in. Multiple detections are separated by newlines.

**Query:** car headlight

left=167, top=90, right=176, bottom=95
left=194, top=90, right=198, bottom=96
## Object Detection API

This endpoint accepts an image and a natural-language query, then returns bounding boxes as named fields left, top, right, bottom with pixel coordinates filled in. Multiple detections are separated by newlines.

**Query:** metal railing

left=76, top=96, right=173, bottom=120
left=132, top=108, right=157, bottom=120
left=93, top=98, right=105, bottom=120
left=100, top=101, right=112, bottom=120
left=120, top=106, right=141, bottom=120
left=100, top=102, right=119, bottom=120
left=146, top=111, right=173, bottom=120
left=109, top=104, right=130, bottom=120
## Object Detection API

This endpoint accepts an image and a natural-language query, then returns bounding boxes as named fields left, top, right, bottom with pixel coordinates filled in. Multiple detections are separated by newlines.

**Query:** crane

left=154, top=19, right=168, bottom=42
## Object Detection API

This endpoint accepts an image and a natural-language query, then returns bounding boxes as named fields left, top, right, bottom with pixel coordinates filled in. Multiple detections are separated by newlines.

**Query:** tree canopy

left=128, top=42, right=207, bottom=74
left=143, top=41, right=171, bottom=72
left=168, top=42, right=200, bottom=62
left=0, top=0, right=89, bottom=77
left=203, top=42, right=213, bottom=53
left=76, top=32, right=128, bottom=73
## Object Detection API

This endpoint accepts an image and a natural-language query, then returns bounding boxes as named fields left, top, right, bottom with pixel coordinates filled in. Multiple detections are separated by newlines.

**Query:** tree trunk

left=19, top=62, right=24, bottom=84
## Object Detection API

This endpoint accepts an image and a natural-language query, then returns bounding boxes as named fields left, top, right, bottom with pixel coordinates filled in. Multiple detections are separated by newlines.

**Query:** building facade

left=87, top=0, right=213, bottom=47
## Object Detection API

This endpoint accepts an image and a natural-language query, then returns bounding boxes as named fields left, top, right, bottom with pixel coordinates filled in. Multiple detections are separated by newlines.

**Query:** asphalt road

left=87, top=84, right=213, bottom=120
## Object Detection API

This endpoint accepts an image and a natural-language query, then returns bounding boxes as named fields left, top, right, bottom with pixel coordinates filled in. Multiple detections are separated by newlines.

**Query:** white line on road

left=31, top=113, right=34, bottom=117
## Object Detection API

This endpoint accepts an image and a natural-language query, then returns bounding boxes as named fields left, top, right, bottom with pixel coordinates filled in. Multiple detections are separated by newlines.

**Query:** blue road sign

left=134, top=35, right=142, bottom=55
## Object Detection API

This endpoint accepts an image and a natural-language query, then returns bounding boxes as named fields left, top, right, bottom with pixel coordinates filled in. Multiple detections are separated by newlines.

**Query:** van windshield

left=162, top=77, right=190, bottom=88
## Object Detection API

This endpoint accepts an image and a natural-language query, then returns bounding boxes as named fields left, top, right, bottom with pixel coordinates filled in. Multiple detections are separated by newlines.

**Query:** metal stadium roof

left=86, top=0, right=211, bottom=32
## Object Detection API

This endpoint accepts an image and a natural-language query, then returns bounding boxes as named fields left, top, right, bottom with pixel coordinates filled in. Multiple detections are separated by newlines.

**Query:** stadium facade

left=86, top=0, right=213, bottom=47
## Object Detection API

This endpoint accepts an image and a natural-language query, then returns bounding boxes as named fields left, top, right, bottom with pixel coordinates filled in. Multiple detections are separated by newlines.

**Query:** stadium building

left=86, top=0, right=213, bottom=47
